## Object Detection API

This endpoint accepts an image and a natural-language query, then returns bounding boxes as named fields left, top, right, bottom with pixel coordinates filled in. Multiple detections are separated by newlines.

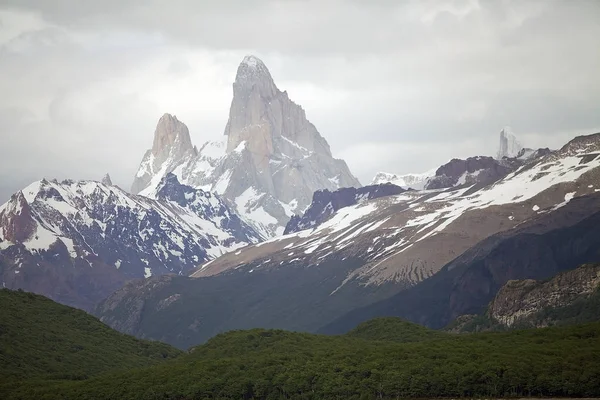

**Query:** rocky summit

left=132, top=55, right=360, bottom=237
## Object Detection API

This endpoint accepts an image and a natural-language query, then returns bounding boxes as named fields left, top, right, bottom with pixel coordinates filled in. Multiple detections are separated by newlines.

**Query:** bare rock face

left=425, top=156, right=522, bottom=190
left=131, top=56, right=361, bottom=237
left=131, top=114, right=198, bottom=195
left=490, top=263, right=600, bottom=327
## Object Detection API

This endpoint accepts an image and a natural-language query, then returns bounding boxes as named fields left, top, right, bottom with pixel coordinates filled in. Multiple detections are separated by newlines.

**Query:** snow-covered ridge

left=194, top=133, right=600, bottom=290
left=0, top=175, right=261, bottom=280
left=371, top=169, right=436, bottom=190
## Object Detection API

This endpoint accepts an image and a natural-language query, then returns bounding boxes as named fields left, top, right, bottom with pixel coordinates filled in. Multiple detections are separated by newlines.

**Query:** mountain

left=98, top=132, right=600, bottom=347
left=0, top=174, right=260, bottom=310
left=0, top=288, right=180, bottom=398
left=496, top=126, right=523, bottom=159
left=132, top=56, right=361, bottom=237
left=320, top=190, right=600, bottom=334
left=371, top=170, right=435, bottom=190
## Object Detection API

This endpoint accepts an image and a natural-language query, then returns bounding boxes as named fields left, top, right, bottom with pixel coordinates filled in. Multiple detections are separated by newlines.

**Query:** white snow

left=21, top=181, right=42, bottom=203
left=24, top=223, right=58, bottom=252
left=371, top=169, right=436, bottom=190
left=60, top=237, right=77, bottom=258
left=144, top=267, right=152, bottom=278
left=532, top=205, right=540, bottom=211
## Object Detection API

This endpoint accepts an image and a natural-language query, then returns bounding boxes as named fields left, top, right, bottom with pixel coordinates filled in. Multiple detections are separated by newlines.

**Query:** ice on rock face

left=497, top=127, right=523, bottom=160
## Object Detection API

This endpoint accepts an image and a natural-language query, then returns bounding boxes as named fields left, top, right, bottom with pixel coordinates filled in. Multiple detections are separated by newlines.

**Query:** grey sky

left=1, top=0, right=599, bottom=202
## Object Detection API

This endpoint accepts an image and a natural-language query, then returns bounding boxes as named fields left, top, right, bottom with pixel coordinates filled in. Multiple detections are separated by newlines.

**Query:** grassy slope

left=10, top=319, right=600, bottom=399
left=0, top=289, right=182, bottom=395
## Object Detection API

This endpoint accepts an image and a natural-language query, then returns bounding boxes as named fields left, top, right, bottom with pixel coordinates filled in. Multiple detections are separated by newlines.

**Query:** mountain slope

left=320, top=192, right=600, bottom=334
left=98, top=132, right=600, bottom=347
left=132, top=56, right=360, bottom=237
left=0, top=174, right=260, bottom=310
left=12, top=322, right=600, bottom=399
left=0, top=289, right=181, bottom=397
left=195, top=132, right=600, bottom=288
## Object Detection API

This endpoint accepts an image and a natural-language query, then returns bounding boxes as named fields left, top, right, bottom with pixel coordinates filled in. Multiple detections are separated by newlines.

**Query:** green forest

left=2, top=289, right=600, bottom=399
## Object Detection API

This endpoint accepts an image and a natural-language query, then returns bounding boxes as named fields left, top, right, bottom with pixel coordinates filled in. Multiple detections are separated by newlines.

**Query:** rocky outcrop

left=425, top=156, right=522, bottom=190
left=490, top=263, right=600, bottom=327
left=131, top=56, right=361, bottom=237
left=284, top=183, right=406, bottom=234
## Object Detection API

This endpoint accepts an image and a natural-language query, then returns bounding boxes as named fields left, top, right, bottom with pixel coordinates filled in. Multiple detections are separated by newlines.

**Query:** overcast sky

left=1, top=0, right=599, bottom=202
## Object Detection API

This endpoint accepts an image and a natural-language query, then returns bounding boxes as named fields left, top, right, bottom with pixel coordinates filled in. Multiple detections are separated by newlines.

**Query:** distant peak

left=497, top=127, right=522, bottom=159
left=101, top=173, right=113, bottom=186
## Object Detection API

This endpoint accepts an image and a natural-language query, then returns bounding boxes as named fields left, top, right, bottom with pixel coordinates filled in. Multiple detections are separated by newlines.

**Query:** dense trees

left=8, top=320, right=600, bottom=399
left=3, top=289, right=600, bottom=399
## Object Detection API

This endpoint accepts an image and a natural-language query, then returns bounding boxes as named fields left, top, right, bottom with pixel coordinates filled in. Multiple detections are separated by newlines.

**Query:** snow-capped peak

left=497, top=127, right=523, bottom=159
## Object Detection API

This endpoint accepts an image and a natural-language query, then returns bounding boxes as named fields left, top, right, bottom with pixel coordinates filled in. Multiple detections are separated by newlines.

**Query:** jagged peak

left=101, top=173, right=113, bottom=186
left=151, top=113, right=194, bottom=156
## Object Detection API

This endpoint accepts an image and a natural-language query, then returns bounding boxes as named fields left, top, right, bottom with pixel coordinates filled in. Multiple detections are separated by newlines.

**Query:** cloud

left=0, top=0, right=599, bottom=200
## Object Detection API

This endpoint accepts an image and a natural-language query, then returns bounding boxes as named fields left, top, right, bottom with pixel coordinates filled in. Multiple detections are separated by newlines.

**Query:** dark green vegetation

left=6, top=313, right=600, bottom=399
left=0, top=289, right=182, bottom=397
left=347, top=317, right=449, bottom=342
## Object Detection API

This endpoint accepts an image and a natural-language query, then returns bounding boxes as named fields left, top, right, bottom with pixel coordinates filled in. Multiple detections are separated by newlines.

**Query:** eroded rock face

left=490, top=263, right=600, bottom=327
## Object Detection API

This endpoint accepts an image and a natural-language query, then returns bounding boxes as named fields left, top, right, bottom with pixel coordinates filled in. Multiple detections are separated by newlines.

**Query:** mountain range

left=97, top=131, right=600, bottom=348
left=1, top=55, right=599, bottom=351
